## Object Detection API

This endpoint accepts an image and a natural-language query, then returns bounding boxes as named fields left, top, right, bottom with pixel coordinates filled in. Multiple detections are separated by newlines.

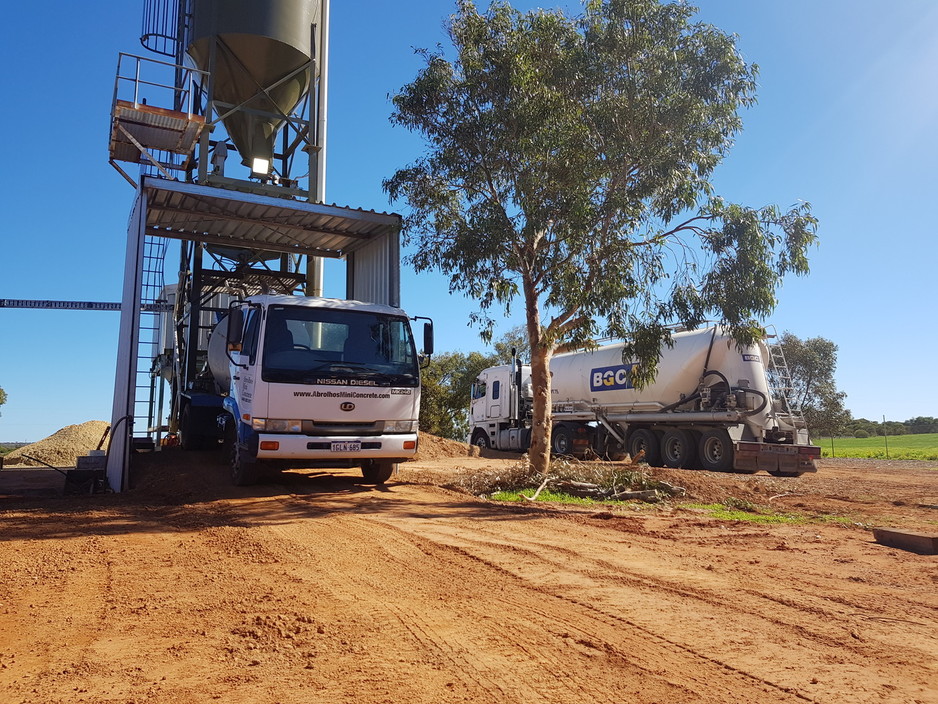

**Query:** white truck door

left=471, top=372, right=489, bottom=423
left=234, top=306, right=262, bottom=420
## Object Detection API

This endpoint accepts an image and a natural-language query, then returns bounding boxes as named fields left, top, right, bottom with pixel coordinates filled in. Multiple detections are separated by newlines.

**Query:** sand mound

left=4, top=421, right=109, bottom=468
left=414, top=433, right=480, bottom=461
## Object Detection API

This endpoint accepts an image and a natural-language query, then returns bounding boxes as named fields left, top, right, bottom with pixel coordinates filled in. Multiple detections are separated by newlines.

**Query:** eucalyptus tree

left=778, top=332, right=850, bottom=438
left=420, top=350, right=498, bottom=440
left=386, top=0, right=817, bottom=474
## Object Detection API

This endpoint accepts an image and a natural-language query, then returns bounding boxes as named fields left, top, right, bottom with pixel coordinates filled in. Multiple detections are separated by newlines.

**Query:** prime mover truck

left=178, top=294, right=433, bottom=485
left=469, top=326, right=820, bottom=476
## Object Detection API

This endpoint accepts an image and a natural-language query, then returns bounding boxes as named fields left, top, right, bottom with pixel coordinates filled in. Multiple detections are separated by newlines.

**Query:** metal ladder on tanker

left=132, top=235, right=169, bottom=450
left=764, top=327, right=807, bottom=432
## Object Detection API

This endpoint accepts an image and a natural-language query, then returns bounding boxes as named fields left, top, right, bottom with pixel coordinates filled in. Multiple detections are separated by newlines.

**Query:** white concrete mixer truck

left=469, top=326, right=820, bottom=476
left=178, top=294, right=433, bottom=485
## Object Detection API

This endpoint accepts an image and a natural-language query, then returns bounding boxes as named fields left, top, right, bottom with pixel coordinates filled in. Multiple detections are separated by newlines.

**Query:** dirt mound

left=414, top=433, right=520, bottom=461
left=3, top=421, right=109, bottom=468
left=414, top=433, right=480, bottom=461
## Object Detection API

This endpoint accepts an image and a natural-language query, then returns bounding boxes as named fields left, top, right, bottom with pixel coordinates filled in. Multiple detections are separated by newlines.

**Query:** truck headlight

left=252, top=418, right=302, bottom=433
left=385, top=420, right=418, bottom=433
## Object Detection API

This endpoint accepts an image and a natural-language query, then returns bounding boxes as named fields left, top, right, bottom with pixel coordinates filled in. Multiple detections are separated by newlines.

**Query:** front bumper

left=254, top=433, right=418, bottom=460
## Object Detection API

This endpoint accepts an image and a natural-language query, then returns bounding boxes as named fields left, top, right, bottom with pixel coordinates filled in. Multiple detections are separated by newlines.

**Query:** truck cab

left=197, top=294, right=431, bottom=485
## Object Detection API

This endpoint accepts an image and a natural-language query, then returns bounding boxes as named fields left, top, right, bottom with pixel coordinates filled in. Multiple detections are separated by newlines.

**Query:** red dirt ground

left=0, top=448, right=935, bottom=703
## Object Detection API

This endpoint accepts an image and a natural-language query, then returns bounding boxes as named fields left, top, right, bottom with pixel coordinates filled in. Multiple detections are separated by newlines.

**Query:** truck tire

left=471, top=429, right=491, bottom=451
left=229, top=425, right=260, bottom=486
left=660, top=429, right=697, bottom=469
left=180, top=405, right=204, bottom=451
left=628, top=428, right=661, bottom=466
left=361, top=460, right=396, bottom=484
left=552, top=425, right=573, bottom=456
left=599, top=432, right=626, bottom=461
left=698, top=429, right=734, bottom=472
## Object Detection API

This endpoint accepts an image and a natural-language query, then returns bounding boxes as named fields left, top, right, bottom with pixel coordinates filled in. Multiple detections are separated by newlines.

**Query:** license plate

left=331, top=441, right=361, bottom=453
left=762, top=445, right=797, bottom=454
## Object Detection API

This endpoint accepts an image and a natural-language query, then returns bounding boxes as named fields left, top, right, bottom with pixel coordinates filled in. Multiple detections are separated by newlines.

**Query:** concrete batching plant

left=105, top=0, right=431, bottom=490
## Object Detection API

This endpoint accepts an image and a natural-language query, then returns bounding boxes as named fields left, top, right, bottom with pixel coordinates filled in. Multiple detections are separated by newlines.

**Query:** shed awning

left=141, top=176, right=401, bottom=259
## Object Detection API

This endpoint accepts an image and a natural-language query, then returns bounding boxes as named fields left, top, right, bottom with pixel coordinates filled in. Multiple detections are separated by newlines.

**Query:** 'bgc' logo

left=590, top=364, right=636, bottom=392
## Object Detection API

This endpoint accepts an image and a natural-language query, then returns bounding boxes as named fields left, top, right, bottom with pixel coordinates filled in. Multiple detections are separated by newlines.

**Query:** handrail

left=113, top=52, right=210, bottom=118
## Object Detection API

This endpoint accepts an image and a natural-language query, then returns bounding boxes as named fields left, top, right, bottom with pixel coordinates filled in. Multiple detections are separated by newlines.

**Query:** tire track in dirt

left=280, top=482, right=936, bottom=704
left=258, top=491, right=814, bottom=703
left=262, top=510, right=629, bottom=703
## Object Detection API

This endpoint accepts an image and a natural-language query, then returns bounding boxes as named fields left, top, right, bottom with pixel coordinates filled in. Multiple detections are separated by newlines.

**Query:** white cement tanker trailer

left=469, top=326, right=820, bottom=476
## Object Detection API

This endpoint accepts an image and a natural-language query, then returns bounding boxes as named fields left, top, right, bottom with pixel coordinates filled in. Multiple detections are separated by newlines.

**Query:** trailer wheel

left=471, top=429, right=491, bottom=451
left=660, top=429, right=697, bottom=469
left=628, top=428, right=661, bottom=466
left=698, top=429, right=734, bottom=472
left=361, top=460, right=396, bottom=484
left=552, top=425, right=573, bottom=456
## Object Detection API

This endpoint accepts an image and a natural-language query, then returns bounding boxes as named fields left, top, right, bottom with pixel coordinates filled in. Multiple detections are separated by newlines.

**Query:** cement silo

left=186, top=0, right=323, bottom=174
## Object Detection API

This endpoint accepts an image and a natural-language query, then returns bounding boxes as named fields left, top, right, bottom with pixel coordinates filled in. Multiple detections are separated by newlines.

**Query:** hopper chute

left=186, top=0, right=321, bottom=171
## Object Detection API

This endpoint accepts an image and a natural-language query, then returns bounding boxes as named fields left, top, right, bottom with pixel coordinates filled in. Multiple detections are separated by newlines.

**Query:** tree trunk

left=522, top=273, right=553, bottom=476
left=528, top=342, right=553, bottom=475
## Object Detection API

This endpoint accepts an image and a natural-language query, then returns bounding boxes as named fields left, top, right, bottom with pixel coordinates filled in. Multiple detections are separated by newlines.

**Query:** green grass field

left=816, top=433, right=938, bottom=461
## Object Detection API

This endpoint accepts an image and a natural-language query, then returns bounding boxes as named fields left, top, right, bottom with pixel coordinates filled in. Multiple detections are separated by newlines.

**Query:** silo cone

left=187, top=0, right=320, bottom=169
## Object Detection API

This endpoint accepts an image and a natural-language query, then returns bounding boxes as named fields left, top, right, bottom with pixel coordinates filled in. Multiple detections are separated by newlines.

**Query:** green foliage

left=904, top=416, right=938, bottom=434
left=492, top=489, right=600, bottom=505
left=777, top=332, right=850, bottom=438
left=820, top=433, right=938, bottom=461
left=387, top=0, right=817, bottom=473
left=854, top=429, right=870, bottom=439
left=420, top=350, right=497, bottom=439
left=493, top=325, right=530, bottom=364
left=684, top=502, right=804, bottom=524
left=844, top=417, right=918, bottom=438
left=0, top=385, right=6, bottom=414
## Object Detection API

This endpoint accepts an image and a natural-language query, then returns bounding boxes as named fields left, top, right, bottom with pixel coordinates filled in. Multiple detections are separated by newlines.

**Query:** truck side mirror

left=227, top=307, right=244, bottom=346
left=423, top=322, right=434, bottom=357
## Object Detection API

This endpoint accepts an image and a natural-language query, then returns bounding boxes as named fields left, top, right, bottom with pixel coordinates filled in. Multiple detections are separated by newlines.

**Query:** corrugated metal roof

left=141, top=176, right=401, bottom=259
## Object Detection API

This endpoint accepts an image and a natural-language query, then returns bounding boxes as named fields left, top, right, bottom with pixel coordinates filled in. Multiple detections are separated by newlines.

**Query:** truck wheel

left=471, top=429, right=491, bottom=451
left=180, top=405, right=203, bottom=451
left=660, top=429, right=697, bottom=469
left=600, top=433, right=626, bottom=461
left=628, top=428, right=661, bottom=466
left=361, top=460, right=396, bottom=484
left=698, top=429, right=734, bottom=472
left=552, top=425, right=573, bottom=456
left=230, top=427, right=259, bottom=486
left=220, top=417, right=235, bottom=466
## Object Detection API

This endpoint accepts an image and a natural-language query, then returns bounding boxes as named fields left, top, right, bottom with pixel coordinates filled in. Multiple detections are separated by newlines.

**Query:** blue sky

left=1, top=0, right=935, bottom=441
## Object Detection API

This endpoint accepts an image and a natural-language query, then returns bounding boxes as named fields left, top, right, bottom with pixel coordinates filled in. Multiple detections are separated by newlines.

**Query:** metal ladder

left=133, top=236, right=169, bottom=448
left=764, top=327, right=807, bottom=430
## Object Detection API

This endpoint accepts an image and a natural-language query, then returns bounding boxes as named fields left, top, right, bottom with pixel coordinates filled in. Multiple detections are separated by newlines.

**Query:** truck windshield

left=261, top=306, right=419, bottom=387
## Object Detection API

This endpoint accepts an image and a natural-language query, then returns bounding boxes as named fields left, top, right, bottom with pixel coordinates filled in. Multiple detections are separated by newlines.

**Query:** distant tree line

left=845, top=417, right=938, bottom=439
